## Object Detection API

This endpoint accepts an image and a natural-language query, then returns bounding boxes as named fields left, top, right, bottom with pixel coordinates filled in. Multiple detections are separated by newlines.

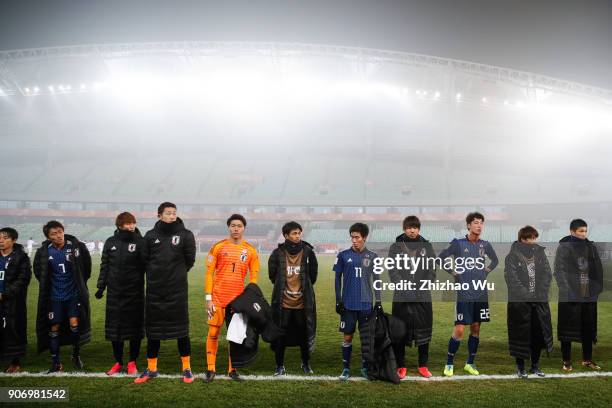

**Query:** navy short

left=454, top=301, right=490, bottom=325
left=339, top=310, right=371, bottom=334
left=48, top=298, right=80, bottom=325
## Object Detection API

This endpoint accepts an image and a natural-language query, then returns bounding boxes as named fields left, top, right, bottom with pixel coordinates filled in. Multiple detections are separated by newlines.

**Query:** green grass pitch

left=1, top=253, right=611, bottom=407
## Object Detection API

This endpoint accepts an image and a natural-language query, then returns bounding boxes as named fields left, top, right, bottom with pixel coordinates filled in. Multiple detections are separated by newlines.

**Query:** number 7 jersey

left=334, top=247, right=381, bottom=311
left=205, top=239, right=260, bottom=308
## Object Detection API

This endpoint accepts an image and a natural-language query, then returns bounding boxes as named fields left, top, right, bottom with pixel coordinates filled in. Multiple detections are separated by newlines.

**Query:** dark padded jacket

left=0, top=244, right=31, bottom=360
left=143, top=218, right=196, bottom=340
left=97, top=228, right=146, bottom=341
left=268, top=240, right=317, bottom=352
left=504, top=241, right=553, bottom=359
left=34, top=235, right=91, bottom=353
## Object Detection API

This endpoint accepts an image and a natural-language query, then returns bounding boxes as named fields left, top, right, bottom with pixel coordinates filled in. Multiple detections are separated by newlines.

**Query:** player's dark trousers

left=516, top=308, right=545, bottom=368
left=274, top=309, right=310, bottom=366
left=561, top=340, right=593, bottom=361
left=560, top=303, right=596, bottom=362
left=393, top=343, right=429, bottom=368
left=275, top=343, right=310, bottom=367
left=112, top=340, right=142, bottom=364
left=146, top=337, right=191, bottom=358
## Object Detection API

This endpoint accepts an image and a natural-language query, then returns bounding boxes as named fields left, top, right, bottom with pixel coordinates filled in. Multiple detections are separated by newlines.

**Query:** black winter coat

left=388, top=234, right=435, bottom=346
left=0, top=244, right=31, bottom=360
left=143, top=218, right=196, bottom=340
left=504, top=241, right=553, bottom=359
left=34, top=235, right=92, bottom=353
left=359, top=310, right=406, bottom=384
left=268, top=240, right=317, bottom=352
left=554, top=236, right=603, bottom=343
left=97, top=228, right=146, bottom=341
left=228, top=283, right=283, bottom=368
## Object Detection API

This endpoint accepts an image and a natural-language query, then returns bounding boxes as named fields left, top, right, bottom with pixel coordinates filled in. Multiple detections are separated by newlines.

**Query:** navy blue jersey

left=0, top=254, right=7, bottom=294
left=48, top=242, right=79, bottom=301
left=334, top=247, right=381, bottom=311
left=438, top=236, right=498, bottom=301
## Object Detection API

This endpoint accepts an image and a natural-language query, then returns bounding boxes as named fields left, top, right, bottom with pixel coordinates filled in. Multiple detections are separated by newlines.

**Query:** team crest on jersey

left=65, top=254, right=72, bottom=261
left=479, top=246, right=485, bottom=257
left=128, top=244, right=136, bottom=252
left=420, top=248, right=427, bottom=256
left=362, top=258, right=371, bottom=267
left=48, top=312, right=54, bottom=320
left=240, top=249, right=248, bottom=263
left=172, top=236, right=180, bottom=246
left=75, top=248, right=80, bottom=257
left=111, top=246, right=117, bottom=251
left=457, top=313, right=463, bottom=321
left=253, top=303, right=261, bottom=312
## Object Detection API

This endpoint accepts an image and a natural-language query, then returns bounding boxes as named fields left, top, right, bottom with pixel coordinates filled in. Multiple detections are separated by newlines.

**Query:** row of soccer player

left=0, top=203, right=603, bottom=382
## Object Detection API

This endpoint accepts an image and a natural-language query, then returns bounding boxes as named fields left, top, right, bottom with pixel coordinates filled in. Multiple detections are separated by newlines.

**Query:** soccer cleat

left=182, top=369, right=194, bottom=383
left=530, top=366, right=545, bottom=377
left=127, top=361, right=138, bottom=375
left=463, top=363, right=480, bottom=375
left=562, top=361, right=573, bottom=372
left=581, top=360, right=601, bottom=371
left=417, top=367, right=433, bottom=378
left=273, top=365, right=286, bottom=376
left=106, top=362, right=122, bottom=376
left=339, top=368, right=350, bottom=381
left=134, top=368, right=158, bottom=384
left=397, top=367, right=407, bottom=379
left=360, top=367, right=369, bottom=379
left=517, top=368, right=528, bottom=378
left=228, top=369, right=243, bottom=382
left=71, top=355, right=84, bottom=370
left=46, top=362, right=64, bottom=374
left=301, top=363, right=314, bottom=375
left=203, top=370, right=216, bottom=383
left=443, top=364, right=454, bottom=377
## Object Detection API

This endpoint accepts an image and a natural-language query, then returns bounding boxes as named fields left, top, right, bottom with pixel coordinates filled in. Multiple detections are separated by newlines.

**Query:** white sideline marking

left=1, top=371, right=611, bottom=382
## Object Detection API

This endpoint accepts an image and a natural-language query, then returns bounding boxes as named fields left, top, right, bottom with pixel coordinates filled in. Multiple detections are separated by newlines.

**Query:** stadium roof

left=0, top=41, right=610, bottom=102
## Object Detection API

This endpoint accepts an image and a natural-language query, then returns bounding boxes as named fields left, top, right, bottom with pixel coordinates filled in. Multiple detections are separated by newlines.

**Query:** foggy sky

left=0, top=0, right=610, bottom=89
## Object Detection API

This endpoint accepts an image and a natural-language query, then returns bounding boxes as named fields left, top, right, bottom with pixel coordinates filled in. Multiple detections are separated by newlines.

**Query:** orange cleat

left=106, top=362, right=122, bottom=376
left=396, top=367, right=407, bottom=379
left=418, top=366, right=433, bottom=378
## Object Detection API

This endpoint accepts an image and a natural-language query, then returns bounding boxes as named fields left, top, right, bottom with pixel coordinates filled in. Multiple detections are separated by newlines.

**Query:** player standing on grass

left=34, top=221, right=92, bottom=373
left=335, top=222, right=382, bottom=381
left=135, top=202, right=196, bottom=384
left=504, top=226, right=553, bottom=378
left=554, top=219, right=603, bottom=372
left=438, top=212, right=498, bottom=377
left=96, top=212, right=146, bottom=376
left=268, top=221, right=318, bottom=376
left=387, top=216, right=436, bottom=378
left=204, top=214, right=259, bottom=383
left=0, top=227, right=32, bottom=373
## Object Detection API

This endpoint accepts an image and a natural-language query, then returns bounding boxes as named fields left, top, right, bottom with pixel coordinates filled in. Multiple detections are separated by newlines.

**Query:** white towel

left=226, top=312, right=248, bottom=344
